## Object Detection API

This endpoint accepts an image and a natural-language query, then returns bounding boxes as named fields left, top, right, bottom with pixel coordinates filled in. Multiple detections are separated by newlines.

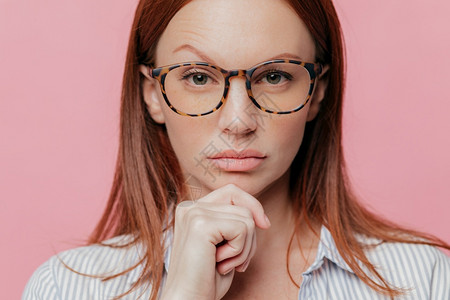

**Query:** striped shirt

left=23, top=226, right=450, bottom=299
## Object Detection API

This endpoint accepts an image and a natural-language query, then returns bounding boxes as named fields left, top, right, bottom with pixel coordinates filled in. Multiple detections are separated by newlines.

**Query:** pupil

left=267, top=73, right=281, bottom=84
left=193, top=74, right=207, bottom=85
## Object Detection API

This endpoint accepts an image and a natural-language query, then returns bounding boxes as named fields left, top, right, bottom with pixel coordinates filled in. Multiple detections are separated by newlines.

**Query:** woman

left=23, top=0, right=450, bottom=299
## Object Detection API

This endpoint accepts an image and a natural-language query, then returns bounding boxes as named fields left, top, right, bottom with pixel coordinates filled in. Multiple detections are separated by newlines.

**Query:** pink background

left=1, top=0, right=449, bottom=298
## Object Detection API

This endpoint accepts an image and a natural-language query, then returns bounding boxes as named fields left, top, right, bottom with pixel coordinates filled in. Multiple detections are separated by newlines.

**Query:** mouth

left=207, top=149, right=266, bottom=172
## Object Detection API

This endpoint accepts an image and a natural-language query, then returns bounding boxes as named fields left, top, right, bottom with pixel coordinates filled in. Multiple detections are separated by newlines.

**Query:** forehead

left=155, top=0, right=316, bottom=68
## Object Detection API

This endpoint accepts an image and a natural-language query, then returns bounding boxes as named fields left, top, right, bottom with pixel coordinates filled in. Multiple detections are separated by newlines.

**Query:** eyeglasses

left=142, top=59, right=323, bottom=117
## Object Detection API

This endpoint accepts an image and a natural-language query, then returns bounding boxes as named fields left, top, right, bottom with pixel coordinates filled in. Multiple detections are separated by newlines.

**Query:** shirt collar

left=304, top=225, right=356, bottom=275
left=125, top=229, right=173, bottom=286
left=127, top=224, right=364, bottom=284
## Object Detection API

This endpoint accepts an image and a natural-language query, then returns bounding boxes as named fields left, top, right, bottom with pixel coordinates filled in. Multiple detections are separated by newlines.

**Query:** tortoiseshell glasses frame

left=142, top=59, right=323, bottom=117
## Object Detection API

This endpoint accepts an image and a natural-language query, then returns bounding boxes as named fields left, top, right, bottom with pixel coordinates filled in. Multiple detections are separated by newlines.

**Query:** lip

left=208, top=149, right=266, bottom=172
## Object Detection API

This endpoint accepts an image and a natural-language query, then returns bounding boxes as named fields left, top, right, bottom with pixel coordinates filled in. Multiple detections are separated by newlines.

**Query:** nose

left=217, top=76, right=258, bottom=140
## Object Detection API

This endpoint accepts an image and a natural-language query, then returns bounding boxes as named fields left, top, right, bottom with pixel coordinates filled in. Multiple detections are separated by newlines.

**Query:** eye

left=181, top=69, right=215, bottom=86
left=192, top=74, right=208, bottom=85
left=265, top=73, right=282, bottom=84
left=257, top=70, right=292, bottom=85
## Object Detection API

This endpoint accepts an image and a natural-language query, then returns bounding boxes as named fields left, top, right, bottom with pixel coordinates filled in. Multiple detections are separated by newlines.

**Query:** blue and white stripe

left=23, top=226, right=450, bottom=299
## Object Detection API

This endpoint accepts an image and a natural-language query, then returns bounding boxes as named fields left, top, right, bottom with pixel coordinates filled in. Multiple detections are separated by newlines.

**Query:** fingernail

left=222, top=268, right=234, bottom=276
left=264, top=214, right=271, bottom=227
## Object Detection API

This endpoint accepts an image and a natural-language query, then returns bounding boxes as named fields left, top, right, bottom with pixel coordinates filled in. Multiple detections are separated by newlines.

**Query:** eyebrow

left=267, top=53, right=303, bottom=61
left=172, top=44, right=305, bottom=65
left=173, top=44, right=216, bottom=63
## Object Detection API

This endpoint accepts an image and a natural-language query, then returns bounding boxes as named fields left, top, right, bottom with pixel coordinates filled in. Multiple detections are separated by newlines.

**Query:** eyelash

left=178, top=68, right=293, bottom=84
left=180, top=69, right=217, bottom=82
left=255, top=69, right=293, bottom=82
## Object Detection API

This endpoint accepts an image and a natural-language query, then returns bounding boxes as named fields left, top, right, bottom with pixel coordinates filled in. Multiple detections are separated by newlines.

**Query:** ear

left=139, top=65, right=166, bottom=124
left=307, top=65, right=330, bottom=122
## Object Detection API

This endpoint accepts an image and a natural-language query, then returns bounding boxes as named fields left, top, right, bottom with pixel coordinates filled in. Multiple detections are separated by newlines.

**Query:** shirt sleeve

left=22, top=257, right=61, bottom=300
left=429, top=247, right=450, bottom=299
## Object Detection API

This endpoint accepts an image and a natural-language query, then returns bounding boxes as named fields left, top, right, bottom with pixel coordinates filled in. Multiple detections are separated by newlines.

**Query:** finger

left=193, top=203, right=255, bottom=226
left=236, top=229, right=256, bottom=272
left=179, top=184, right=271, bottom=229
left=219, top=227, right=257, bottom=273
left=176, top=202, right=256, bottom=269
left=177, top=207, right=253, bottom=275
left=215, top=209, right=255, bottom=262
left=215, top=215, right=256, bottom=274
left=199, top=184, right=271, bottom=229
left=177, top=202, right=258, bottom=237
left=235, top=230, right=257, bottom=272
left=179, top=207, right=250, bottom=246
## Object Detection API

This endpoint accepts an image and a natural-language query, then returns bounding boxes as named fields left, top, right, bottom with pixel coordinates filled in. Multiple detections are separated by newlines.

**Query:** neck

left=224, top=170, right=321, bottom=298
left=257, top=171, right=293, bottom=235
left=254, top=169, right=320, bottom=255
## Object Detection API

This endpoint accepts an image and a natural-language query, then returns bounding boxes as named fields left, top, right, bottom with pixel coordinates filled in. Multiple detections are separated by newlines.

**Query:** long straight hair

left=89, top=0, right=450, bottom=299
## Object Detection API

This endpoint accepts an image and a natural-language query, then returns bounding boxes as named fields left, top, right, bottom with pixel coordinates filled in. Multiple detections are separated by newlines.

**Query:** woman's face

left=142, top=0, right=328, bottom=198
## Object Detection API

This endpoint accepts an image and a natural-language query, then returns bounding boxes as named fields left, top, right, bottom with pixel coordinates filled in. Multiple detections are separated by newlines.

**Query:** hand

left=159, top=184, right=271, bottom=300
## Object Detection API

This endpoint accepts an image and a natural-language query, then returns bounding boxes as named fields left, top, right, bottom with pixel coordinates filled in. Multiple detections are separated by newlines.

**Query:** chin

left=204, top=171, right=286, bottom=198
left=183, top=161, right=290, bottom=199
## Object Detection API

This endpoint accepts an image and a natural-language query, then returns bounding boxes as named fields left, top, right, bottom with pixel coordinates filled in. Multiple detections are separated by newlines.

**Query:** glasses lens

left=164, top=65, right=225, bottom=115
left=250, top=62, right=311, bottom=112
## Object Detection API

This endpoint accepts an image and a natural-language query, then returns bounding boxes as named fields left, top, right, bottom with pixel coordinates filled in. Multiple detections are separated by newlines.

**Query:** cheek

left=268, top=114, right=308, bottom=167
left=163, top=114, right=213, bottom=165
left=275, top=114, right=308, bottom=148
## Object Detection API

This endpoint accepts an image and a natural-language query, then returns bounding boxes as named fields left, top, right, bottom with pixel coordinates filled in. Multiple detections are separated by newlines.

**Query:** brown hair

left=88, top=0, right=450, bottom=299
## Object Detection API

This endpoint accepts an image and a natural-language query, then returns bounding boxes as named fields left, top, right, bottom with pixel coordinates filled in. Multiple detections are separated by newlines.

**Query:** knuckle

left=230, top=245, right=244, bottom=256
left=230, top=243, right=244, bottom=255
left=175, top=202, right=194, bottom=220
left=238, top=220, right=249, bottom=233
left=247, top=219, right=255, bottom=231
left=188, top=213, right=209, bottom=231
left=236, top=207, right=255, bottom=230
left=241, top=207, right=253, bottom=219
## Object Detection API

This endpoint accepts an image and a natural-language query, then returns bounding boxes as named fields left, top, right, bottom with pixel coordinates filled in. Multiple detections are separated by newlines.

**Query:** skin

left=140, top=0, right=329, bottom=298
